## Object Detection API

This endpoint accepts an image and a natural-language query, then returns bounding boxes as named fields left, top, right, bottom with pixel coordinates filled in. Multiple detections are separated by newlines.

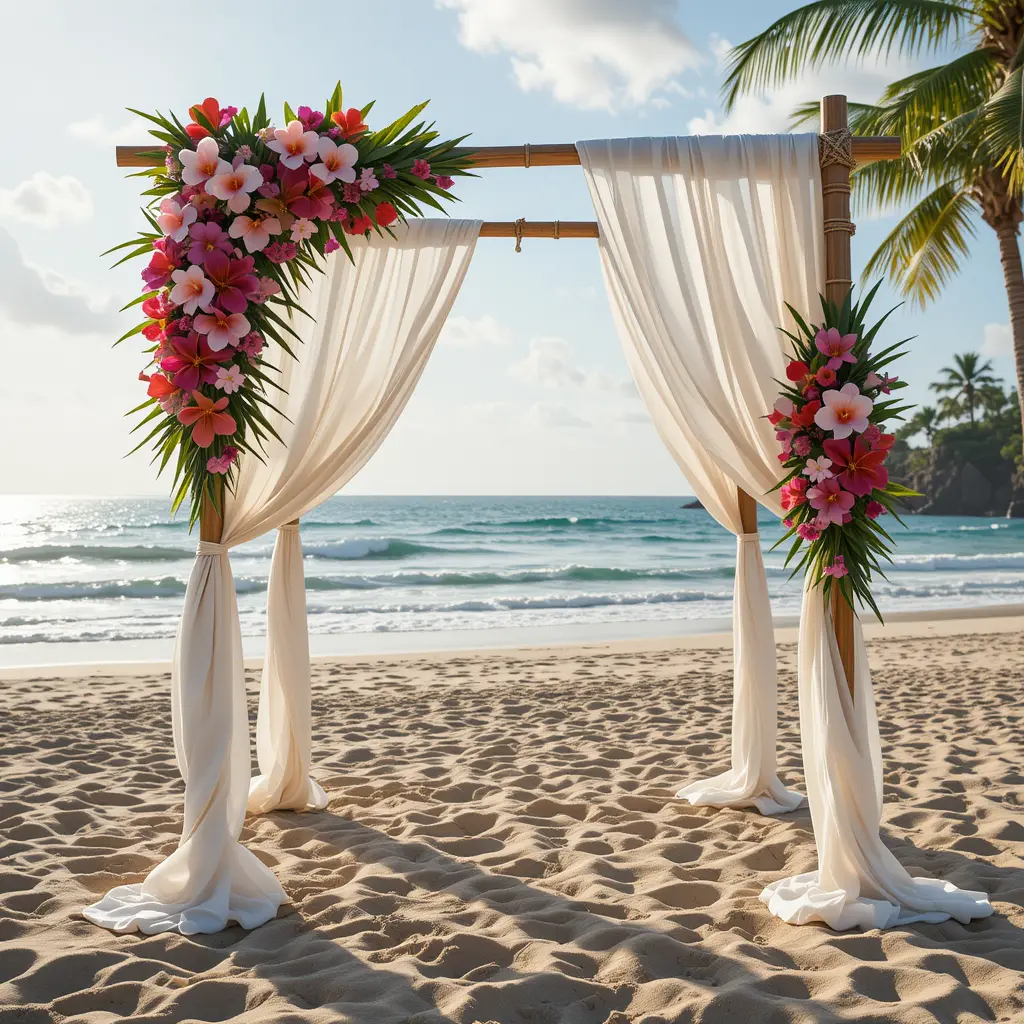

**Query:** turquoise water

left=0, top=495, right=1022, bottom=647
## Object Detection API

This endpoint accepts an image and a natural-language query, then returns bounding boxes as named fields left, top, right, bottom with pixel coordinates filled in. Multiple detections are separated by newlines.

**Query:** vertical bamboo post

left=820, top=94, right=857, bottom=697
left=738, top=488, right=758, bottom=534
left=200, top=478, right=224, bottom=543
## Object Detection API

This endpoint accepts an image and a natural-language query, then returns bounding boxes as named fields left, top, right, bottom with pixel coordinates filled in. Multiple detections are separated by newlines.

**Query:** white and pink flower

left=803, top=456, right=833, bottom=483
left=265, top=120, right=319, bottom=169
left=193, top=309, right=250, bottom=351
left=156, top=199, right=197, bottom=242
left=215, top=364, right=245, bottom=394
left=169, top=265, right=215, bottom=315
left=290, top=218, right=316, bottom=242
left=228, top=214, right=282, bottom=253
left=206, top=163, right=264, bottom=213
left=310, top=137, right=358, bottom=184
left=813, top=382, right=873, bottom=439
left=179, top=137, right=229, bottom=186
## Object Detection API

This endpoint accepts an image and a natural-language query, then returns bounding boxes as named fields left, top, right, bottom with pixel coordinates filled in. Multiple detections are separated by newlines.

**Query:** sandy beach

left=1, top=614, right=1022, bottom=1023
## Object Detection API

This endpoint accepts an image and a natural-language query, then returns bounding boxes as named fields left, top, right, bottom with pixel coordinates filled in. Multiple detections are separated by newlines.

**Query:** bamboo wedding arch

left=117, top=94, right=901, bottom=693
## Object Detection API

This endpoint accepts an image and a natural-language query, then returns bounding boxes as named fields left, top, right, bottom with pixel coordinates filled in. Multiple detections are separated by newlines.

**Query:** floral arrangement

left=113, top=85, right=469, bottom=524
left=769, top=285, right=916, bottom=618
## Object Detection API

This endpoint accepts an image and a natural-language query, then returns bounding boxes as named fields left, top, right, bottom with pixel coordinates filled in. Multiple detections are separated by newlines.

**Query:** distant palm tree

left=723, top=0, right=1024, bottom=450
left=931, top=352, right=999, bottom=423
left=905, top=403, right=941, bottom=442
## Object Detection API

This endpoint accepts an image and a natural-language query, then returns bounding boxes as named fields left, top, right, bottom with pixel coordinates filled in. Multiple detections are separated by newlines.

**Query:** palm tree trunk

left=995, top=219, right=1024, bottom=446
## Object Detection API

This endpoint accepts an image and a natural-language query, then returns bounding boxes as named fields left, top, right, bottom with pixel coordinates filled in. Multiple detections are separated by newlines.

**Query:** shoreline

left=2, top=601, right=1020, bottom=680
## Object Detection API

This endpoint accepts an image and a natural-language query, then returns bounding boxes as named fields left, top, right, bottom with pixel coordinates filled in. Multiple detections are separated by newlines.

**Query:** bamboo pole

left=200, top=477, right=224, bottom=543
left=738, top=488, right=759, bottom=534
left=820, top=95, right=857, bottom=697
left=115, top=137, right=900, bottom=170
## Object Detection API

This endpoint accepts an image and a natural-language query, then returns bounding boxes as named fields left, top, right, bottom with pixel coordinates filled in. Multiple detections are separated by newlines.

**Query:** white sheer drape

left=760, top=581, right=993, bottom=929
left=83, top=219, right=481, bottom=934
left=578, top=135, right=816, bottom=814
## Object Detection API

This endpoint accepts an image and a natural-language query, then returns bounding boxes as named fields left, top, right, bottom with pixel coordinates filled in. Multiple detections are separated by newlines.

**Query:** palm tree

left=903, top=403, right=942, bottom=441
left=723, top=0, right=1024, bottom=450
left=930, top=351, right=999, bottom=423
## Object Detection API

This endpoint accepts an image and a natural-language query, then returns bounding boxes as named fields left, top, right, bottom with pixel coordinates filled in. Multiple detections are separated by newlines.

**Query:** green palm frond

left=865, top=49, right=999, bottom=139
left=722, top=0, right=976, bottom=109
left=863, top=180, right=977, bottom=304
left=981, top=65, right=1024, bottom=191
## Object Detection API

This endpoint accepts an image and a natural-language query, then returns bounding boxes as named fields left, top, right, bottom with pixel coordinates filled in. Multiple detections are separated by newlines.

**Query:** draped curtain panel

left=578, top=135, right=818, bottom=814
left=760, top=581, right=993, bottom=929
left=83, top=219, right=481, bottom=935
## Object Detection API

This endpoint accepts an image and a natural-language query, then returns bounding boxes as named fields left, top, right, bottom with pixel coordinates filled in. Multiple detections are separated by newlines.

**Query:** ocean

left=1, top=495, right=1022, bottom=661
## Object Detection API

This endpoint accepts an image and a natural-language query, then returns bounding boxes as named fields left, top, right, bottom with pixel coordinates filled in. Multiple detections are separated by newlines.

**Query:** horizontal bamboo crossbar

left=481, top=221, right=598, bottom=239
left=115, top=136, right=901, bottom=169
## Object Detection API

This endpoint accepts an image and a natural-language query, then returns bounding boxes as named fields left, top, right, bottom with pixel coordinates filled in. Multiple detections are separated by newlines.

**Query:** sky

left=0, top=0, right=1015, bottom=497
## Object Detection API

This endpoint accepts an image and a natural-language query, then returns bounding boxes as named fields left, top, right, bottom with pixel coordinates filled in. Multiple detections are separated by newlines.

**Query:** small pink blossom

left=411, top=159, right=431, bottom=179
left=207, top=445, right=239, bottom=474
left=263, top=241, right=297, bottom=264
left=434, top=175, right=454, bottom=189
left=823, top=555, right=849, bottom=578
left=358, top=167, right=379, bottom=191
left=257, top=181, right=281, bottom=198
left=296, top=106, right=323, bottom=131
left=796, top=522, right=821, bottom=542
left=229, top=213, right=282, bottom=253
left=256, top=278, right=281, bottom=302
left=237, top=331, right=264, bottom=357
left=382, top=164, right=397, bottom=179
left=310, top=137, right=358, bottom=184
left=290, top=218, right=316, bottom=241
left=866, top=500, right=887, bottom=519
left=187, top=221, right=233, bottom=266
left=342, top=182, right=361, bottom=203
left=215, top=364, right=245, bottom=393
left=793, top=435, right=811, bottom=457
left=324, top=238, right=340, bottom=254
left=803, top=456, right=833, bottom=483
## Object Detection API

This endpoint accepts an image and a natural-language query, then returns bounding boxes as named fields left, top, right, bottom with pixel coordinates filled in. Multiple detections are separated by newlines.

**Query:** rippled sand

left=1, top=617, right=1022, bottom=1023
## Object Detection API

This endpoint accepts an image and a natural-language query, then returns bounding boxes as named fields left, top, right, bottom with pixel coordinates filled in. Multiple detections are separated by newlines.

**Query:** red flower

left=344, top=214, right=373, bottom=235
left=142, top=294, right=174, bottom=320
left=186, top=98, right=236, bottom=140
left=375, top=202, right=398, bottom=227
left=145, top=373, right=178, bottom=400
left=822, top=437, right=889, bottom=497
left=330, top=107, right=367, bottom=140
left=289, top=172, right=336, bottom=221
left=786, top=360, right=810, bottom=382
left=816, top=366, right=837, bottom=387
left=791, top=400, right=821, bottom=429
left=203, top=250, right=259, bottom=314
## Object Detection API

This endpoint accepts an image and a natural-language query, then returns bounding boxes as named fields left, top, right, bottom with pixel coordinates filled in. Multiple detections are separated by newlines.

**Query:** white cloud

left=510, top=336, right=636, bottom=396
left=0, top=172, right=93, bottom=229
left=437, top=0, right=701, bottom=111
left=982, top=322, right=1013, bottom=359
left=525, top=402, right=591, bottom=429
left=68, top=115, right=141, bottom=147
left=439, top=313, right=513, bottom=347
left=0, top=229, right=118, bottom=334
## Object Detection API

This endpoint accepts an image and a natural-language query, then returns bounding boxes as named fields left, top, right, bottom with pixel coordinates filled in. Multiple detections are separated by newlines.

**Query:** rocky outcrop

left=897, top=434, right=1024, bottom=517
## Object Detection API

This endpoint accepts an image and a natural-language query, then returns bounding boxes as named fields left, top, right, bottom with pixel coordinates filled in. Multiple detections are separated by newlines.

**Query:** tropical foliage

left=113, top=84, right=470, bottom=526
left=723, top=0, right=1024, bottom=454
left=929, top=350, right=999, bottom=422
left=770, top=285, right=916, bottom=618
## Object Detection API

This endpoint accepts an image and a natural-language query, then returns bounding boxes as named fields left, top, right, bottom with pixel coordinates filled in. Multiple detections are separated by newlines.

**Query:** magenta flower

left=796, top=522, right=821, bottom=542
left=382, top=164, right=397, bottom=179
left=264, top=241, right=297, bottom=264
left=203, top=250, right=259, bottom=313
left=142, top=237, right=182, bottom=290
left=342, top=182, right=361, bottom=203
left=411, top=159, right=431, bottom=179
left=815, top=327, right=857, bottom=371
left=296, top=106, right=324, bottom=131
left=187, top=222, right=233, bottom=266
left=324, top=238, right=340, bottom=254
left=194, top=308, right=250, bottom=352
left=207, top=445, right=239, bottom=474
left=289, top=173, right=335, bottom=221
left=823, top=555, right=848, bottom=578
left=793, top=434, right=811, bottom=457
left=160, top=332, right=232, bottom=391
left=435, top=175, right=455, bottom=190
left=823, top=437, right=889, bottom=497
left=866, top=500, right=887, bottom=519
left=237, top=331, right=264, bottom=358
left=806, top=477, right=855, bottom=526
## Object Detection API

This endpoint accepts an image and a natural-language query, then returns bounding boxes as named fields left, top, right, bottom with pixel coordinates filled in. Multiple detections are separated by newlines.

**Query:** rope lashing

left=818, top=128, right=856, bottom=170
left=523, top=142, right=531, bottom=169
left=514, top=217, right=525, bottom=253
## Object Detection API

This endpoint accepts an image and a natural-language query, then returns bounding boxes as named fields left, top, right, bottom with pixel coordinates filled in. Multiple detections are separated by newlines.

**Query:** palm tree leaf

left=981, top=65, right=1024, bottom=192
left=863, top=180, right=976, bottom=305
left=722, top=0, right=975, bottom=110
